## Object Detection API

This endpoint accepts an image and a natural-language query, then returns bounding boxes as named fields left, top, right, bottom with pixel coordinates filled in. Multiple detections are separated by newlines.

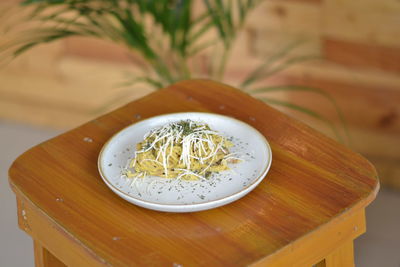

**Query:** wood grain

left=251, top=209, right=364, bottom=266
left=323, top=39, right=400, bottom=73
left=9, top=80, right=379, bottom=266
left=322, top=1, right=400, bottom=48
left=324, top=241, right=355, bottom=267
left=65, top=37, right=134, bottom=64
left=34, top=241, right=66, bottom=267
left=315, top=240, right=355, bottom=267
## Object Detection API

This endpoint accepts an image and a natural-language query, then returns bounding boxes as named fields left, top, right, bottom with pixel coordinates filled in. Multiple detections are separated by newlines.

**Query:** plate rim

left=98, top=112, right=272, bottom=211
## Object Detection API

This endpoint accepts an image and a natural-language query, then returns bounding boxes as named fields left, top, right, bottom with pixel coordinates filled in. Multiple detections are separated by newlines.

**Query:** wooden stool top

left=9, top=80, right=378, bottom=266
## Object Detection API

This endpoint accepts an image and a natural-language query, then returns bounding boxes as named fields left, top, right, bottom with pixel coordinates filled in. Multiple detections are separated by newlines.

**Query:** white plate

left=98, top=112, right=272, bottom=213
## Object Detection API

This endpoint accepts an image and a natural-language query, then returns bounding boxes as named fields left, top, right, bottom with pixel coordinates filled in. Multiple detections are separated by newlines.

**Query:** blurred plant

left=0, top=0, right=348, bottom=143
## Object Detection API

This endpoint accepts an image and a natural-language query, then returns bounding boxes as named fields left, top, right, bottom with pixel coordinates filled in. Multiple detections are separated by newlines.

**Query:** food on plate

left=124, top=120, right=240, bottom=180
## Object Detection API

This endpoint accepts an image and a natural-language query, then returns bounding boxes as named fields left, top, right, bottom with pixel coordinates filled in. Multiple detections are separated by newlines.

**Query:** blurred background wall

left=1, top=0, right=399, bottom=189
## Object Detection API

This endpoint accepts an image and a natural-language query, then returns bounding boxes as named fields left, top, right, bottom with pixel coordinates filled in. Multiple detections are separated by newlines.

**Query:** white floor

left=0, top=121, right=61, bottom=267
left=0, top=120, right=399, bottom=267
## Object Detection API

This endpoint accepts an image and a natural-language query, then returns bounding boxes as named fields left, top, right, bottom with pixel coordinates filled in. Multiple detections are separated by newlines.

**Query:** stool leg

left=315, top=240, right=355, bottom=267
left=34, top=241, right=66, bottom=267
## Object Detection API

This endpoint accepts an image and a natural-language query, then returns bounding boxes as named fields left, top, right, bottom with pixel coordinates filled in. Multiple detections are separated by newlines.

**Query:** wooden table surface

left=9, top=80, right=379, bottom=266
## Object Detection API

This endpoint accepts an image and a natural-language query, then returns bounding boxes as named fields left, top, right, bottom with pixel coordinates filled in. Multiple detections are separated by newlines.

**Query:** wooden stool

left=9, top=80, right=379, bottom=267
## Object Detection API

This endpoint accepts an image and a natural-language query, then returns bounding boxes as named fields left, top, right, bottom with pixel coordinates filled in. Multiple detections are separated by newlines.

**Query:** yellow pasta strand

left=125, top=120, right=238, bottom=180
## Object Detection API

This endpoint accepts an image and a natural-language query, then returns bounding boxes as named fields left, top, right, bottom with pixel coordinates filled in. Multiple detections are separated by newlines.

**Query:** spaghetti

left=124, top=120, right=239, bottom=180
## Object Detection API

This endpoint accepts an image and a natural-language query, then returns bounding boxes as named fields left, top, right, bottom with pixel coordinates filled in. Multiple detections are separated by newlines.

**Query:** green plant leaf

left=13, top=29, right=77, bottom=56
left=22, top=0, right=65, bottom=5
left=188, top=20, right=213, bottom=46
left=259, top=97, right=344, bottom=143
left=117, top=75, right=164, bottom=90
left=204, top=0, right=228, bottom=47
left=188, top=39, right=219, bottom=56
left=262, top=54, right=319, bottom=79
left=250, top=85, right=349, bottom=144
left=241, top=40, right=307, bottom=88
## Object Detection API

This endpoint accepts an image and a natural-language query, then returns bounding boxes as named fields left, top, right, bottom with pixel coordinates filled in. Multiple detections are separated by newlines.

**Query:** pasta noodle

left=124, top=120, right=239, bottom=180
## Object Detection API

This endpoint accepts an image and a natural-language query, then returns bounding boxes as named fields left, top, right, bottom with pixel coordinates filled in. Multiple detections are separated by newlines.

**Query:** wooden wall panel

left=272, top=69, right=400, bottom=133
left=248, top=0, right=322, bottom=35
left=323, top=39, right=400, bottom=73
left=326, top=0, right=400, bottom=12
left=246, top=0, right=322, bottom=57
left=322, top=7, right=400, bottom=48
left=64, top=37, right=132, bottom=64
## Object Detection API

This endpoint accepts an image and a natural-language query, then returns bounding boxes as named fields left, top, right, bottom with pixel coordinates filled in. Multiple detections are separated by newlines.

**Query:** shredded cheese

left=123, top=120, right=240, bottom=180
